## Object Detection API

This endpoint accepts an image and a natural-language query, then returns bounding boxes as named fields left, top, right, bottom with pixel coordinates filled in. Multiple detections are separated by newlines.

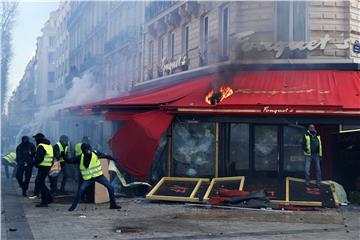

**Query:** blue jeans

left=305, top=154, right=322, bottom=182
left=70, top=175, right=117, bottom=209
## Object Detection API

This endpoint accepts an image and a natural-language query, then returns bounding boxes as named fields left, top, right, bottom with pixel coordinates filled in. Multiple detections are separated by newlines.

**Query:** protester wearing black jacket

left=33, top=133, right=53, bottom=207
left=15, top=136, right=36, bottom=196
left=66, top=143, right=121, bottom=211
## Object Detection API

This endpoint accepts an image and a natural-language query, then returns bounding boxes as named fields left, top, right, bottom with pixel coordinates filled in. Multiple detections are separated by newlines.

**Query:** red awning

left=163, top=70, right=360, bottom=116
left=104, top=70, right=360, bottom=180
left=108, top=110, right=174, bottom=180
left=93, top=75, right=213, bottom=109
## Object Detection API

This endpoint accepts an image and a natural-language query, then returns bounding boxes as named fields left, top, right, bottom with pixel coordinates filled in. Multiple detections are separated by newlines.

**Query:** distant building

left=104, top=1, right=144, bottom=97
left=67, top=1, right=109, bottom=97
left=7, top=57, right=37, bottom=124
left=54, top=2, right=71, bottom=100
left=34, top=11, right=58, bottom=107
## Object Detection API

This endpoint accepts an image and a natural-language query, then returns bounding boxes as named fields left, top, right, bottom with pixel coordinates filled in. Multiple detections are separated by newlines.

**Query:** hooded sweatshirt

left=16, top=137, right=36, bottom=165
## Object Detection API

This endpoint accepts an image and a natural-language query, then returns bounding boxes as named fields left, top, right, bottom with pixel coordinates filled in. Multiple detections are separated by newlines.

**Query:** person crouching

left=66, top=143, right=121, bottom=211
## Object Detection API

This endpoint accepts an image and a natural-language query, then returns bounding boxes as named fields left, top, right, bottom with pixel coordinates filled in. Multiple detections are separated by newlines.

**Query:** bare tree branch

left=1, top=1, right=18, bottom=115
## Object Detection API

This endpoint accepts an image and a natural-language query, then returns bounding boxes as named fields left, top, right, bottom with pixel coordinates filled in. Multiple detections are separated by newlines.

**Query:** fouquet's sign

left=236, top=31, right=355, bottom=58
left=262, top=106, right=295, bottom=114
left=160, top=55, right=189, bottom=73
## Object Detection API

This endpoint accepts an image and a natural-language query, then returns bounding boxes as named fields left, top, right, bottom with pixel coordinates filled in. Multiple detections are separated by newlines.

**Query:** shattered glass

left=254, top=126, right=278, bottom=171
left=149, top=134, right=168, bottom=184
left=283, top=126, right=305, bottom=172
left=230, top=123, right=250, bottom=171
left=172, top=122, right=215, bottom=177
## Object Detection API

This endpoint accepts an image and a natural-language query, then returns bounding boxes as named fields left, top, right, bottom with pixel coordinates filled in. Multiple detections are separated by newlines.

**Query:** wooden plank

left=94, top=159, right=110, bottom=204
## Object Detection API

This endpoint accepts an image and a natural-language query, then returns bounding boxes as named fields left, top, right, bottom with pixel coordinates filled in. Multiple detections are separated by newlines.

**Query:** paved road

left=1, top=178, right=34, bottom=240
left=1, top=175, right=359, bottom=240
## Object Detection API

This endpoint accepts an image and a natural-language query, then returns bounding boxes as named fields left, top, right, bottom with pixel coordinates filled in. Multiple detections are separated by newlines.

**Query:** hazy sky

left=8, top=1, right=59, bottom=99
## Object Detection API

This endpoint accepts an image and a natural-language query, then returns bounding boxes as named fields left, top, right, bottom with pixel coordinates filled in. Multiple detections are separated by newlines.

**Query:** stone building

left=141, top=1, right=360, bottom=84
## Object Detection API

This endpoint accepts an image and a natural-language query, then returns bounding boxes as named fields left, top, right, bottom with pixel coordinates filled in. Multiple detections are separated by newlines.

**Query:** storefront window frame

left=168, top=117, right=311, bottom=179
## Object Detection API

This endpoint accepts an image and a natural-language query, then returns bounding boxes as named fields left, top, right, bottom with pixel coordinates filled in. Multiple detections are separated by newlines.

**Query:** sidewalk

left=1, top=175, right=359, bottom=240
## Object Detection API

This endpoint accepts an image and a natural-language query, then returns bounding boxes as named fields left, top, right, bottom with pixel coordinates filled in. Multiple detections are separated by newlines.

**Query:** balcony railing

left=104, top=26, right=140, bottom=53
left=145, top=1, right=177, bottom=21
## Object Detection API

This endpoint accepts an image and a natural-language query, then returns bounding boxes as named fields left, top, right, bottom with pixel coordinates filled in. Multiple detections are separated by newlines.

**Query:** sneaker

left=110, top=205, right=122, bottom=210
left=28, top=195, right=38, bottom=199
left=68, top=205, right=76, bottom=211
left=305, top=181, right=310, bottom=186
left=35, top=203, right=48, bottom=208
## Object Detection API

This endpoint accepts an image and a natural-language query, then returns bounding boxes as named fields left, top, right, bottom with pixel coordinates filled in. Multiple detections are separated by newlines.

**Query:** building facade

left=67, top=1, right=109, bottom=95
left=34, top=11, right=58, bottom=107
left=141, top=1, right=360, bottom=84
left=104, top=1, right=144, bottom=98
left=54, top=1, right=71, bottom=100
left=6, top=58, right=37, bottom=145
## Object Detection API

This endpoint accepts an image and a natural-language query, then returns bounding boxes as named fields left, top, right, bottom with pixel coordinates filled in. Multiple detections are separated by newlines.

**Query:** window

left=183, top=25, right=189, bottom=55
left=49, top=36, right=55, bottom=48
left=172, top=122, right=215, bottom=177
left=283, top=126, right=305, bottom=172
left=229, top=124, right=250, bottom=172
left=254, top=125, right=279, bottom=171
left=276, top=1, right=306, bottom=41
left=48, top=53, right=55, bottom=64
left=221, top=6, right=229, bottom=58
left=48, top=91, right=54, bottom=102
left=168, top=32, right=175, bottom=60
left=158, top=36, right=165, bottom=62
left=148, top=40, right=154, bottom=68
left=48, top=72, right=55, bottom=83
left=201, top=15, right=209, bottom=65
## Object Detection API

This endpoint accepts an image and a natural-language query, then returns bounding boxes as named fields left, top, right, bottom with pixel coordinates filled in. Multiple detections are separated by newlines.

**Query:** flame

left=205, top=86, right=234, bottom=105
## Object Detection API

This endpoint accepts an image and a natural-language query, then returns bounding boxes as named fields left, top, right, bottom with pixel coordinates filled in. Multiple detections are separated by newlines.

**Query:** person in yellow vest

left=1, top=151, right=17, bottom=179
left=303, top=124, right=323, bottom=186
left=66, top=143, right=121, bottom=211
left=50, top=135, right=69, bottom=194
left=74, top=136, right=90, bottom=157
left=33, top=133, right=54, bottom=207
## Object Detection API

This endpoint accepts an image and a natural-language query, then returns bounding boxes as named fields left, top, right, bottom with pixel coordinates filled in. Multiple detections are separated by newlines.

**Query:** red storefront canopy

left=93, top=75, right=214, bottom=109
left=102, top=70, right=360, bottom=180
left=164, top=70, right=360, bottom=115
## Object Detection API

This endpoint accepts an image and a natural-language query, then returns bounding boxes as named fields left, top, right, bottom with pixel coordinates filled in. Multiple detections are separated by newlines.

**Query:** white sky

left=7, top=1, right=59, bottom=100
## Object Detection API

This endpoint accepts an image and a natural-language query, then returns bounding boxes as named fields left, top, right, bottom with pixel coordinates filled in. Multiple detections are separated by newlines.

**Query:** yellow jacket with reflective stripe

left=79, top=152, right=103, bottom=180
left=3, top=152, right=16, bottom=163
left=304, top=134, right=322, bottom=157
left=37, top=144, right=54, bottom=167
left=75, top=143, right=82, bottom=156
left=56, top=142, right=68, bottom=162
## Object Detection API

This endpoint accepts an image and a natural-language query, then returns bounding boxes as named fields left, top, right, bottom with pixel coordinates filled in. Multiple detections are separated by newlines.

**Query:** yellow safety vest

left=75, top=143, right=82, bottom=156
left=304, top=134, right=322, bottom=157
left=37, top=143, right=54, bottom=167
left=3, top=152, right=16, bottom=164
left=56, top=142, right=68, bottom=162
left=79, top=152, right=103, bottom=180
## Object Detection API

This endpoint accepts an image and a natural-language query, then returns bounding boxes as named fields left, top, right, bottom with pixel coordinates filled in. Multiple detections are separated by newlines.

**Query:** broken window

left=254, top=125, right=278, bottom=171
left=283, top=126, right=305, bottom=172
left=172, top=122, right=215, bottom=177
left=229, top=123, right=250, bottom=172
